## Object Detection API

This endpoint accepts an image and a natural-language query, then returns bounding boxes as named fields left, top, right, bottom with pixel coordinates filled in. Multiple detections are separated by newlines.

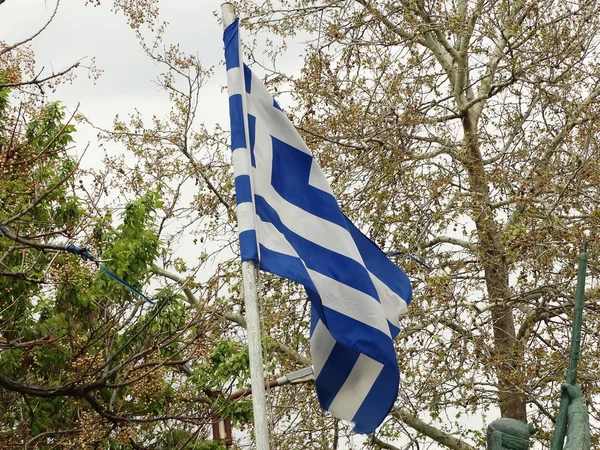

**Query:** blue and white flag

left=224, top=19, right=412, bottom=435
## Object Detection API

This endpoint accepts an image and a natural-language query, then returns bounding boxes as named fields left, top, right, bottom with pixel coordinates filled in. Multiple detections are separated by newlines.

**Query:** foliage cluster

left=0, top=3, right=253, bottom=448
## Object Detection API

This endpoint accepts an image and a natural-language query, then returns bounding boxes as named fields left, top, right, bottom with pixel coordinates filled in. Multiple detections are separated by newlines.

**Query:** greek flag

left=224, top=19, right=412, bottom=434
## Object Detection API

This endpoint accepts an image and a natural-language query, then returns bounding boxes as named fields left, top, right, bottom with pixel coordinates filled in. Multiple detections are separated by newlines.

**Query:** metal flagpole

left=240, top=260, right=271, bottom=450
left=221, top=4, right=271, bottom=450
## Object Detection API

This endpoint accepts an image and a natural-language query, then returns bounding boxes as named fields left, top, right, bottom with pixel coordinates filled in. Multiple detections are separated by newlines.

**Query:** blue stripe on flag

left=259, top=245, right=316, bottom=291
left=271, top=136, right=347, bottom=228
left=309, top=287, right=397, bottom=366
left=310, top=303, right=320, bottom=334
left=244, top=64, right=252, bottom=94
left=345, top=216, right=412, bottom=313
left=239, top=229, right=258, bottom=261
left=235, top=175, right=252, bottom=204
left=320, top=305, right=395, bottom=366
left=316, top=341, right=361, bottom=410
left=248, top=114, right=256, bottom=167
left=255, top=196, right=379, bottom=300
left=387, top=320, right=400, bottom=338
left=309, top=294, right=326, bottom=331
left=229, top=94, right=246, bottom=150
left=351, top=364, right=399, bottom=434
left=224, top=20, right=240, bottom=70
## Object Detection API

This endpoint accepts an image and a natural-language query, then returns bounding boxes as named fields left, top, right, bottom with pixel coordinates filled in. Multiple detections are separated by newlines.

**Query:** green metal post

left=550, top=241, right=588, bottom=450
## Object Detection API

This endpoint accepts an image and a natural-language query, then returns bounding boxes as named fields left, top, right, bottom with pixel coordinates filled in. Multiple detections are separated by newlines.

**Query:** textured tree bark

left=461, top=110, right=527, bottom=423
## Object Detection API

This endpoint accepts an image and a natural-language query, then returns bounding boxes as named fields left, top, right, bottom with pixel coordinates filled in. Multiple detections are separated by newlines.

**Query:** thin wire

left=387, top=251, right=432, bottom=271
left=64, top=244, right=154, bottom=305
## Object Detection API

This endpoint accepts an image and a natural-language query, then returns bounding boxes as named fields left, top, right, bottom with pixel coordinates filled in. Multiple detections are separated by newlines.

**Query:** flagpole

left=221, top=4, right=271, bottom=450
left=240, top=260, right=271, bottom=450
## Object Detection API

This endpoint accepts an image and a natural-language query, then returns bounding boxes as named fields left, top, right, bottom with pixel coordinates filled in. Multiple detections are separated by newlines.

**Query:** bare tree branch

left=421, top=235, right=477, bottom=252
left=151, top=264, right=312, bottom=366
left=0, top=0, right=60, bottom=58
left=391, top=407, right=477, bottom=450
left=0, top=62, right=81, bottom=91
left=372, top=436, right=402, bottom=450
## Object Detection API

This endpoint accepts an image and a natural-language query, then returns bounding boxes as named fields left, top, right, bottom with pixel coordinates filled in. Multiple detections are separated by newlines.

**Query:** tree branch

left=151, top=265, right=199, bottom=306
left=151, top=265, right=311, bottom=366
left=0, top=62, right=81, bottom=91
left=391, top=407, right=477, bottom=450
left=372, top=436, right=402, bottom=450
left=421, top=235, right=477, bottom=252
left=354, top=0, right=422, bottom=45
left=0, top=0, right=60, bottom=58
left=0, top=223, right=68, bottom=253
left=0, top=374, right=91, bottom=398
left=0, top=270, right=45, bottom=283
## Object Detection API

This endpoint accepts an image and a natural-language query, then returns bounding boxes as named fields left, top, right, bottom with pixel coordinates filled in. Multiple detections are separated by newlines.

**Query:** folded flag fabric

left=224, top=18, right=412, bottom=434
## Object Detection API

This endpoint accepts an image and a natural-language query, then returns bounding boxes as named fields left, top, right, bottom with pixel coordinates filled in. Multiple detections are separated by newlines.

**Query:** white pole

left=240, top=260, right=271, bottom=450
left=221, top=4, right=271, bottom=450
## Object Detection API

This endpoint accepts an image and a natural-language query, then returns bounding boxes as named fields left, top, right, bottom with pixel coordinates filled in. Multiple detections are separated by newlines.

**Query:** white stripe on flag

left=327, top=354, right=384, bottom=422
left=226, top=66, right=245, bottom=97
left=308, top=159, right=334, bottom=194
left=256, top=219, right=301, bottom=258
left=246, top=78, right=312, bottom=156
left=232, top=147, right=251, bottom=177
left=368, top=272, right=409, bottom=329
left=252, top=172, right=366, bottom=263
left=307, top=269, right=392, bottom=338
left=311, top=319, right=336, bottom=379
left=236, top=202, right=256, bottom=233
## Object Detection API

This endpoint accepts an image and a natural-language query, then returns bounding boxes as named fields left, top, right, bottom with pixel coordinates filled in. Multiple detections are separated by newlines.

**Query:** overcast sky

left=1, top=0, right=235, bottom=149
left=1, top=0, right=307, bottom=164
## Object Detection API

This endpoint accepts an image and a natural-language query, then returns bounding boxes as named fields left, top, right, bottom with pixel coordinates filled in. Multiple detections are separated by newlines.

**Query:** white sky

left=1, top=0, right=233, bottom=148
left=0, top=0, right=305, bottom=148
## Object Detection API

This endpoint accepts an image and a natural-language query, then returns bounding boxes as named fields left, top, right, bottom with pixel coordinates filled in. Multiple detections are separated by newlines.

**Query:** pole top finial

left=221, top=2, right=236, bottom=28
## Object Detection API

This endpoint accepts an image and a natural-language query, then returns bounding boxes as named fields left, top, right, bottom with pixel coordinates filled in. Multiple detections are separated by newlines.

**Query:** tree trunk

left=462, top=110, right=527, bottom=422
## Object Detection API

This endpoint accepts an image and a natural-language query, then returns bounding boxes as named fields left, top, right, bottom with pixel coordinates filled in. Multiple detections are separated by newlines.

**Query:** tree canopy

left=230, top=0, right=600, bottom=447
